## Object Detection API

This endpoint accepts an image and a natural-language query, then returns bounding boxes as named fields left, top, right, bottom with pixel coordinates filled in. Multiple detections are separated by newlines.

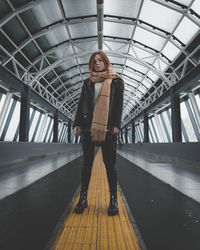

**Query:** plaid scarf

left=90, top=70, right=122, bottom=142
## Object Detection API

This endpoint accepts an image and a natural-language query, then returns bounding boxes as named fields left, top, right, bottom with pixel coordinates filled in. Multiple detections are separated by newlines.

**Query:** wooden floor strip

left=51, top=148, right=141, bottom=250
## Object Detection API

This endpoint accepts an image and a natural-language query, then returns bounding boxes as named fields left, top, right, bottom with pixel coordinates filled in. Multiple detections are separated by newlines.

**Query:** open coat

left=74, top=78, right=124, bottom=131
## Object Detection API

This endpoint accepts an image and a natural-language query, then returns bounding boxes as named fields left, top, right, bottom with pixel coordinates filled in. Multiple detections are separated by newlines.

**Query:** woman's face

left=93, top=54, right=106, bottom=72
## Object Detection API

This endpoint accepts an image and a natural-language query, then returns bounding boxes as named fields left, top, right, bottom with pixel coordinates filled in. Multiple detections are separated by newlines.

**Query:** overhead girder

left=1, top=0, right=199, bottom=127
left=124, top=89, right=144, bottom=106
left=151, top=0, right=200, bottom=27
left=16, top=34, right=174, bottom=82
left=59, top=83, right=84, bottom=101
left=51, top=63, right=150, bottom=93
left=59, top=89, right=82, bottom=108
left=0, top=34, right=70, bottom=103
left=61, top=76, right=143, bottom=108
left=56, top=0, right=84, bottom=86
left=50, top=68, right=87, bottom=87
left=97, top=0, right=104, bottom=50
left=25, top=49, right=174, bottom=116
left=58, top=71, right=148, bottom=112
left=1, top=1, right=75, bottom=108
left=1, top=46, right=192, bottom=128
left=25, top=49, right=172, bottom=88
left=0, top=0, right=46, bottom=28
left=104, top=16, right=185, bottom=49
left=122, top=94, right=136, bottom=110
left=1, top=12, right=188, bottom=67
left=122, top=74, right=145, bottom=92
left=113, top=63, right=154, bottom=83
left=54, top=73, right=89, bottom=94
left=123, top=95, right=136, bottom=106
left=3, top=9, right=192, bottom=68
left=1, top=0, right=197, bottom=88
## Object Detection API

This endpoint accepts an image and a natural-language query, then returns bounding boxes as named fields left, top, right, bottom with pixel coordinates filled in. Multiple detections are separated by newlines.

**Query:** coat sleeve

left=112, top=78, right=124, bottom=129
left=73, top=82, right=86, bottom=128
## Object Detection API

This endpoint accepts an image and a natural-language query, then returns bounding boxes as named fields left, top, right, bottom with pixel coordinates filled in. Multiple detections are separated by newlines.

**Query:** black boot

left=108, top=192, right=119, bottom=216
left=74, top=191, right=88, bottom=214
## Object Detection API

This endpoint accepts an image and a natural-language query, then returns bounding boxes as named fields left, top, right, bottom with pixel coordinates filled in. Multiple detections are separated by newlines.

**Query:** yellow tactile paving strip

left=51, top=148, right=141, bottom=250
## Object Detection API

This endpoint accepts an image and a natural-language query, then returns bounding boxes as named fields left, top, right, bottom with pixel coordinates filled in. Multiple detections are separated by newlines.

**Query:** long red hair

left=88, top=51, right=111, bottom=75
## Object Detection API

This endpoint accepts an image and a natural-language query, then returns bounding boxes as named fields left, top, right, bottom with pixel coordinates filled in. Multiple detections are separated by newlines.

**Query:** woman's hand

left=112, top=127, right=119, bottom=135
left=74, top=126, right=81, bottom=136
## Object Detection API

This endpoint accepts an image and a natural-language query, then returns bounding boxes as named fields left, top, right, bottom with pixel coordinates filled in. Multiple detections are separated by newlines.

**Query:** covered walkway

left=0, top=0, right=200, bottom=249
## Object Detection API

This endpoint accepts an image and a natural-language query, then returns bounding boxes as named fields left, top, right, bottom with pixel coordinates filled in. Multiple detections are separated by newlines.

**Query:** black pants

left=81, top=131, right=117, bottom=193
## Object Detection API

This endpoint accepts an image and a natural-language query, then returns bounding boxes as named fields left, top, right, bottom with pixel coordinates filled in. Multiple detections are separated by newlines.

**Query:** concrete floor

left=117, top=148, right=200, bottom=203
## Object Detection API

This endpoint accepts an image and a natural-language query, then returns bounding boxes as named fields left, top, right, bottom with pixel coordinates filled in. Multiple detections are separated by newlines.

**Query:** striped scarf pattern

left=90, top=70, right=121, bottom=142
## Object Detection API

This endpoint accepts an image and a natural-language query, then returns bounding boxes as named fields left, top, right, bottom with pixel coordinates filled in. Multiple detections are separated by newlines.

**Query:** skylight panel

left=108, top=55, right=126, bottom=65
left=104, top=22, right=133, bottom=39
left=138, top=85, right=147, bottom=94
left=135, top=90, right=143, bottom=99
left=191, top=0, right=200, bottom=13
left=64, top=0, right=96, bottom=18
left=126, top=59, right=148, bottom=74
left=174, top=16, right=199, bottom=45
left=177, top=0, right=193, bottom=5
left=75, top=41, right=98, bottom=52
left=42, top=27, right=68, bottom=50
left=69, top=22, right=97, bottom=39
left=134, top=27, right=166, bottom=51
left=140, top=0, right=182, bottom=32
left=142, top=78, right=152, bottom=88
left=33, top=0, right=62, bottom=26
left=130, top=46, right=152, bottom=59
left=147, top=70, right=159, bottom=82
left=124, top=78, right=139, bottom=88
left=126, top=73, right=143, bottom=83
left=162, top=41, right=181, bottom=61
left=104, top=0, right=141, bottom=18
left=130, top=46, right=156, bottom=65
left=104, top=41, right=129, bottom=53
left=77, top=55, right=91, bottom=64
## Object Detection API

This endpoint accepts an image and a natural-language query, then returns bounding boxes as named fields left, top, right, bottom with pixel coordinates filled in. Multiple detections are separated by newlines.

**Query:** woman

left=73, top=51, right=124, bottom=216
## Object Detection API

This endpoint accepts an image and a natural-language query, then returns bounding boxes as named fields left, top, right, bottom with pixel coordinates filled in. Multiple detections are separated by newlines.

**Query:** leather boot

left=108, top=192, right=119, bottom=216
left=74, top=191, right=88, bottom=214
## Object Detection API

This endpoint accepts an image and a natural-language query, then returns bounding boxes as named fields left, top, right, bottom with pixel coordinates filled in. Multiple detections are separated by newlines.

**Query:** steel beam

left=170, top=88, right=182, bottom=142
left=19, top=86, right=31, bottom=142
left=97, top=0, right=104, bottom=50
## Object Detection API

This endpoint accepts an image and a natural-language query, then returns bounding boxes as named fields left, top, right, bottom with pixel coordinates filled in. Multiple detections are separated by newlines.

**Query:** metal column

left=97, top=0, right=104, bottom=50
left=68, top=121, right=71, bottom=143
left=143, top=112, right=149, bottom=143
left=19, top=86, right=31, bottom=142
left=53, top=110, right=59, bottom=143
left=132, top=121, right=135, bottom=143
left=125, top=126, right=128, bottom=144
left=170, top=87, right=182, bottom=142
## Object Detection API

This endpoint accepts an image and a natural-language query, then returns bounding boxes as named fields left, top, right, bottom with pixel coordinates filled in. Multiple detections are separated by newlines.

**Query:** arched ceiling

left=0, top=0, right=200, bottom=127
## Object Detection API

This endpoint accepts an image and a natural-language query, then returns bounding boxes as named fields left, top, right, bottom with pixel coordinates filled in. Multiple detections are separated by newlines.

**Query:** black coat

left=74, top=78, right=124, bottom=131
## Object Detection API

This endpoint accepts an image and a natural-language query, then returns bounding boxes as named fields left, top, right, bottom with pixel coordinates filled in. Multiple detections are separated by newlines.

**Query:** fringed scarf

left=90, top=70, right=122, bottom=142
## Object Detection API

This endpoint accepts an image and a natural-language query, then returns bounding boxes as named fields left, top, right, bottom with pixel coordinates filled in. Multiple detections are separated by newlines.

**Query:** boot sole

left=108, top=209, right=119, bottom=216
left=74, top=203, right=88, bottom=214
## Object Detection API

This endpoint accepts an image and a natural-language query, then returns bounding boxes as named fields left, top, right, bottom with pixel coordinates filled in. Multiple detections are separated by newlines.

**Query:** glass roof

left=0, top=0, right=199, bottom=126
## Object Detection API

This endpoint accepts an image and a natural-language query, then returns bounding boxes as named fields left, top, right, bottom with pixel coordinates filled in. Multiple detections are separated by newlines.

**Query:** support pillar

left=53, top=110, right=59, bottom=143
left=19, top=86, right=31, bottom=142
left=170, top=87, right=182, bottom=142
left=132, top=121, right=135, bottom=144
left=143, top=112, right=149, bottom=143
left=68, top=121, right=71, bottom=143
left=125, top=126, right=128, bottom=144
